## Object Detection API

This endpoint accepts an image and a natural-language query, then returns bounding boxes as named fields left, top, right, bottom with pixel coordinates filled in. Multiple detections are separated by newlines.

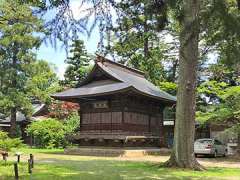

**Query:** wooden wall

left=81, top=112, right=122, bottom=132
left=79, top=93, right=164, bottom=137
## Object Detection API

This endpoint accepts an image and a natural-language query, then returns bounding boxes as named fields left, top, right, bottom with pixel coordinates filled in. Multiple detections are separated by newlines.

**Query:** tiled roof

left=52, top=56, right=176, bottom=103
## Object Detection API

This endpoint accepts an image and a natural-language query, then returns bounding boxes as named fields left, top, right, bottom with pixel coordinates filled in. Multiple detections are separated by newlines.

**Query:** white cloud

left=56, top=64, right=68, bottom=80
left=69, top=0, right=93, bottom=20
left=69, top=0, right=117, bottom=22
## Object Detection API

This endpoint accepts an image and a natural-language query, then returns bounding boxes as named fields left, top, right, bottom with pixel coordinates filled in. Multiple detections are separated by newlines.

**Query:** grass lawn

left=0, top=148, right=240, bottom=180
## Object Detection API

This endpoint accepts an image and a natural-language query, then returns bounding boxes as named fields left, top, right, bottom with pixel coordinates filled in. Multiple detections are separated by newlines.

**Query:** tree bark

left=237, top=132, right=240, bottom=154
left=9, top=49, right=18, bottom=138
left=143, top=19, right=149, bottom=59
left=143, top=3, right=149, bottom=59
left=170, top=59, right=178, bottom=82
left=10, top=107, right=17, bottom=137
left=164, top=0, right=203, bottom=170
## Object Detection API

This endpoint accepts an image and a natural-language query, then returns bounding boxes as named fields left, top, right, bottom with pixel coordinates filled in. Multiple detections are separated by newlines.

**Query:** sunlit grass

left=0, top=148, right=240, bottom=180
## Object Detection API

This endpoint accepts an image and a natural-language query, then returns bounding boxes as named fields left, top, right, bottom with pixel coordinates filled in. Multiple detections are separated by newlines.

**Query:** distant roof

left=52, top=55, right=176, bottom=103
left=0, top=103, right=46, bottom=123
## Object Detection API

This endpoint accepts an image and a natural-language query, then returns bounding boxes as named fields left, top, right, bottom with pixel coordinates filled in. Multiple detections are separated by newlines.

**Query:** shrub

left=26, top=118, right=68, bottom=148
left=64, top=111, right=80, bottom=135
left=0, top=131, right=23, bottom=151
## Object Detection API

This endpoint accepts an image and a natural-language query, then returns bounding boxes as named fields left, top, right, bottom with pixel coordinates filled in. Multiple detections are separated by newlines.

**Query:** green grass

left=0, top=148, right=240, bottom=180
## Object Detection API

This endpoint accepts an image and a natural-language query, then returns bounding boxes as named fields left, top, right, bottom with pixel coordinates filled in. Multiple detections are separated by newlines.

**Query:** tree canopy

left=0, top=0, right=58, bottom=136
left=62, top=40, right=91, bottom=88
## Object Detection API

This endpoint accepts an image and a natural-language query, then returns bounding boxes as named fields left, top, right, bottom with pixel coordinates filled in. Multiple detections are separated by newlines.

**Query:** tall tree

left=196, top=0, right=240, bottom=150
left=165, top=0, right=202, bottom=169
left=0, top=0, right=43, bottom=137
left=197, top=85, right=240, bottom=153
left=106, top=1, right=171, bottom=85
left=62, top=40, right=91, bottom=88
left=26, top=60, right=60, bottom=105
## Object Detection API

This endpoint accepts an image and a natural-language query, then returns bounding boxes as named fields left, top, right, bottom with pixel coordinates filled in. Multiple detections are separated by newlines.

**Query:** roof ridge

left=96, top=62, right=125, bottom=82
left=95, top=54, right=145, bottom=76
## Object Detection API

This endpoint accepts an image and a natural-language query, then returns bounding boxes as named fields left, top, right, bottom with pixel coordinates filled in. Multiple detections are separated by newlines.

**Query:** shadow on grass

left=1, top=158, right=240, bottom=180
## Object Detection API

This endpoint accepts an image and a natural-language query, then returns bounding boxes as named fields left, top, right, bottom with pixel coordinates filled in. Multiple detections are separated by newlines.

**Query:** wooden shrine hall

left=52, top=55, right=176, bottom=147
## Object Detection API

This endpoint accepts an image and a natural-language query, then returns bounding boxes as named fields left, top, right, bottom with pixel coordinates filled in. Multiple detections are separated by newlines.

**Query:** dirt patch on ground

left=118, top=155, right=240, bottom=168
left=197, top=156, right=240, bottom=168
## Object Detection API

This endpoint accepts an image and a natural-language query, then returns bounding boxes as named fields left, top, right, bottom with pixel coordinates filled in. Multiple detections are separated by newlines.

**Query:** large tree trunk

left=9, top=107, right=17, bottom=137
left=143, top=2, right=149, bottom=59
left=143, top=17, right=149, bottom=58
left=237, top=132, right=240, bottom=154
left=9, top=51, right=18, bottom=137
left=165, top=0, right=203, bottom=170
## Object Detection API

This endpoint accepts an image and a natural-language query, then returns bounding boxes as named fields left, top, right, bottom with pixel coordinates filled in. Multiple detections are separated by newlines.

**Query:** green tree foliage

left=0, top=131, right=23, bottom=151
left=195, top=0, right=240, bottom=88
left=196, top=75, right=240, bottom=151
left=0, top=0, right=44, bottom=136
left=0, top=0, right=60, bottom=137
left=158, top=82, right=177, bottom=96
left=63, top=40, right=91, bottom=88
left=195, top=0, right=240, bottom=127
left=197, top=86, right=240, bottom=125
left=26, top=60, right=61, bottom=104
left=106, top=1, right=172, bottom=85
left=197, top=80, right=228, bottom=107
left=110, top=0, right=167, bottom=57
left=207, top=62, right=239, bottom=86
left=200, top=0, right=240, bottom=67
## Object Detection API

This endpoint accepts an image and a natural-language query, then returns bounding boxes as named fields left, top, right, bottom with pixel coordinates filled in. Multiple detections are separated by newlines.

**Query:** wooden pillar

left=148, top=114, right=151, bottom=133
left=158, top=106, right=165, bottom=147
left=122, top=110, right=125, bottom=131
left=78, top=104, right=82, bottom=131
left=121, top=94, right=125, bottom=132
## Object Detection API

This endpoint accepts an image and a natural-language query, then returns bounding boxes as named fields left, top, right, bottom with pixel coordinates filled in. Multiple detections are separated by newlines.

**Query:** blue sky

left=36, top=0, right=100, bottom=79
left=36, top=31, right=99, bottom=79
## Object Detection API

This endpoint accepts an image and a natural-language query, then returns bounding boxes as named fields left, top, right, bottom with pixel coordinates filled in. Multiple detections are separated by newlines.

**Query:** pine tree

left=63, top=40, right=90, bottom=88
left=0, top=0, right=43, bottom=137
